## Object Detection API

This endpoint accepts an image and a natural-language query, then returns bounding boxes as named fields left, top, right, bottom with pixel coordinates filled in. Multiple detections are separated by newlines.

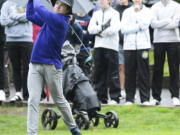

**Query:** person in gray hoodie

left=151, top=0, right=180, bottom=106
left=1, top=0, right=33, bottom=101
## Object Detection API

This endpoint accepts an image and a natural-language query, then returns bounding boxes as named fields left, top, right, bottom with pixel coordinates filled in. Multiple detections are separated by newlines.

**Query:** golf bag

left=62, top=41, right=100, bottom=112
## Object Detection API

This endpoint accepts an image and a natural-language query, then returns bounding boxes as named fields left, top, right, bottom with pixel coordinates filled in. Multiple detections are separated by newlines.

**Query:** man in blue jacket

left=26, top=0, right=81, bottom=135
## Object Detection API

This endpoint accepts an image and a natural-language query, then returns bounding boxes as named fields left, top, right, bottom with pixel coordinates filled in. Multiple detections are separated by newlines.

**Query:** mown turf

left=0, top=105, right=180, bottom=135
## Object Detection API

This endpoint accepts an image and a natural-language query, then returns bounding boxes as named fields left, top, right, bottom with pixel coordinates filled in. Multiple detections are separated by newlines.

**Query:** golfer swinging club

left=26, top=0, right=82, bottom=135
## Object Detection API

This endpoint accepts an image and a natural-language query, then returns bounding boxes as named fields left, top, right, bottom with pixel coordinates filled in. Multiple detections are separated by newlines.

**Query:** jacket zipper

left=102, top=10, right=104, bottom=25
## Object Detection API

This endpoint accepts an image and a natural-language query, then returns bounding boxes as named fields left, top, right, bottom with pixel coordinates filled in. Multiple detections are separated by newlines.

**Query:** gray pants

left=27, top=63, right=76, bottom=135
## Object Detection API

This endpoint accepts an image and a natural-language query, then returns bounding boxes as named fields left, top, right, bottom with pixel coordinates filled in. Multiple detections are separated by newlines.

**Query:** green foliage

left=175, top=0, right=180, bottom=3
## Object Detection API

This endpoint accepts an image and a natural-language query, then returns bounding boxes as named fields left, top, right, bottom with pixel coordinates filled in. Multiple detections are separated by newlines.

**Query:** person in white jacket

left=88, top=0, right=121, bottom=104
left=151, top=0, right=180, bottom=106
left=121, top=0, right=152, bottom=105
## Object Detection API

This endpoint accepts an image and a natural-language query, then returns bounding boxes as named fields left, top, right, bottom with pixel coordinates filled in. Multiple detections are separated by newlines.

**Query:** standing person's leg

left=3, top=47, right=10, bottom=98
left=94, top=48, right=108, bottom=103
left=44, top=65, right=79, bottom=133
left=7, top=43, right=22, bottom=101
left=27, top=63, right=44, bottom=135
left=0, top=44, right=6, bottom=101
left=106, top=49, right=120, bottom=103
left=166, top=43, right=180, bottom=105
left=119, top=65, right=125, bottom=90
left=152, top=43, right=166, bottom=103
left=118, top=45, right=125, bottom=98
left=20, top=43, right=33, bottom=100
left=0, top=44, right=4, bottom=90
left=137, top=49, right=150, bottom=103
left=124, top=50, right=137, bottom=103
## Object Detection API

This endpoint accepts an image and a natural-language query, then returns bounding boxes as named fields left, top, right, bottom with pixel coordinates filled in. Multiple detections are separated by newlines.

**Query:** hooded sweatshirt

left=0, top=0, right=32, bottom=42
left=26, top=0, right=70, bottom=69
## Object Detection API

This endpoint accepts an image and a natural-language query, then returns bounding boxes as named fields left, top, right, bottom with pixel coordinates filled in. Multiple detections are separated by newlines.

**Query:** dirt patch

left=0, top=107, right=46, bottom=117
left=0, top=107, right=27, bottom=117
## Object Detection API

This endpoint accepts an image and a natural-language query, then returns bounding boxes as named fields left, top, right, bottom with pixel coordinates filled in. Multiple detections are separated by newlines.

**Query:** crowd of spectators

left=0, top=0, right=180, bottom=107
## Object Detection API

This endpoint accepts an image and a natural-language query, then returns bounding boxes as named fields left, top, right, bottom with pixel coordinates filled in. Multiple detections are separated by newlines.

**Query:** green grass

left=1, top=106, right=180, bottom=135
left=149, top=50, right=169, bottom=76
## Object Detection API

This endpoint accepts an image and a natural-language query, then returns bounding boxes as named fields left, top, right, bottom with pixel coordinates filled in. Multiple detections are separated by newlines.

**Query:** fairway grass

left=0, top=105, right=180, bottom=135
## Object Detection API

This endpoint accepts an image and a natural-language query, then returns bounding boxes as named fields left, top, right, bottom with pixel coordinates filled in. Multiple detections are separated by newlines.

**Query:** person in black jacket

left=114, top=0, right=131, bottom=99
left=0, top=0, right=6, bottom=101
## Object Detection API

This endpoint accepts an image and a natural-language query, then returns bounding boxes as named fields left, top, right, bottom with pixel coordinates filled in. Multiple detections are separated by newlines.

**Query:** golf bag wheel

left=91, top=116, right=99, bottom=127
left=104, top=111, right=119, bottom=128
left=75, top=113, right=90, bottom=130
left=41, top=108, right=58, bottom=130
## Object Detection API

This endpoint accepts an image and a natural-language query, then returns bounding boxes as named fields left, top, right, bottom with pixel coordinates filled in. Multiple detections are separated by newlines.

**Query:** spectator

left=26, top=0, right=81, bottom=135
left=0, top=0, right=6, bottom=101
left=88, top=0, right=121, bottom=104
left=151, top=0, right=180, bottom=106
left=114, top=0, right=132, bottom=99
left=33, top=24, right=41, bottom=43
left=66, top=15, right=83, bottom=53
left=1, top=0, right=33, bottom=101
left=121, top=0, right=152, bottom=105
left=93, top=1, right=100, bottom=12
left=111, top=0, right=118, bottom=7
left=75, top=13, right=92, bottom=48
left=74, top=13, right=93, bottom=77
